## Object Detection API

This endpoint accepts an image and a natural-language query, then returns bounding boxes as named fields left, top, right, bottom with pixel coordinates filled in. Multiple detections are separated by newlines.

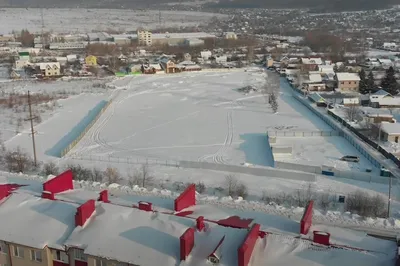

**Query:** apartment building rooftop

left=0, top=172, right=397, bottom=266
left=0, top=192, right=78, bottom=250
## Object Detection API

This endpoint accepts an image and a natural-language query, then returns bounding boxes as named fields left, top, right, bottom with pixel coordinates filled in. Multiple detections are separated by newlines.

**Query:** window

left=74, top=249, right=87, bottom=262
left=13, top=246, right=24, bottom=258
left=31, top=250, right=42, bottom=262
left=0, top=241, right=7, bottom=254
left=53, top=250, right=69, bottom=263
left=96, top=259, right=107, bottom=266
left=340, top=82, right=344, bottom=85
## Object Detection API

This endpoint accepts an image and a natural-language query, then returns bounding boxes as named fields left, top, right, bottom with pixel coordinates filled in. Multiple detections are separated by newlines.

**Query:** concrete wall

left=179, top=161, right=316, bottom=182
left=275, top=161, right=321, bottom=174
left=271, top=146, right=292, bottom=155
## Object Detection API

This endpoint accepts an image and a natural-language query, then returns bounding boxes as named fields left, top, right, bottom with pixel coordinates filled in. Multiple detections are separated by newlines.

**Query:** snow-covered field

left=0, top=79, right=110, bottom=141
left=66, top=70, right=335, bottom=167
left=0, top=8, right=226, bottom=34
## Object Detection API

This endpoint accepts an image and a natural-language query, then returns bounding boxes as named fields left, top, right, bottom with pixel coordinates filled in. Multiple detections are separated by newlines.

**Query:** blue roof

left=373, top=89, right=390, bottom=96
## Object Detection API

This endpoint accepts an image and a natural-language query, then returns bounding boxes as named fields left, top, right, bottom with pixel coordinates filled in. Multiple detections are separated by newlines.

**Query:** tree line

left=358, top=66, right=399, bottom=95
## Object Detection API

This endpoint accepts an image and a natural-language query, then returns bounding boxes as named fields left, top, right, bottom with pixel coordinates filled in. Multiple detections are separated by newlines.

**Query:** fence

left=267, top=130, right=339, bottom=137
left=275, top=160, right=390, bottom=185
left=287, top=82, right=383, bottom=170
left=68, top=155, right=180, bottom=167
left=46, top=100, right=112, bottom=158
left=179, top=160, right=316, bottom=182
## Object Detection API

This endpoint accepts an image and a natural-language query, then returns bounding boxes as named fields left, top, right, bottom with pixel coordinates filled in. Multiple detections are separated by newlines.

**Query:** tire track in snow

left=199, top=111, right=234, bottom=164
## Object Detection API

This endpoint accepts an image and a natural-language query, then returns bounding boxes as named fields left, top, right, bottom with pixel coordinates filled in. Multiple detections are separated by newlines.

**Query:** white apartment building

left=137, top=30, right=152, bottom=46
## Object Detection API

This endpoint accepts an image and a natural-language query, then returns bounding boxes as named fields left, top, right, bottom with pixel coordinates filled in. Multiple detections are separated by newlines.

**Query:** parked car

left=340, top=155, right=360, bottom=162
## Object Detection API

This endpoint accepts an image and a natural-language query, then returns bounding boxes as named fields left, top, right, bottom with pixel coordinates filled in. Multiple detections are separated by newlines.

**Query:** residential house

left=15, top=59, right=32, bottom=70
left=200, top=50, right=212, bottom=60
left=369, top=89, right=399, bottom=107
left=343, top=98, right=360, bottom=106
left=318, top=65, right=334, bottom=75
left=265, top=56, right=274, bottom=68
left=85, top=55, right=97, bottom=66
left=159, top=58, right=176, bottom=73
left=336, top=73, right=360, bottom=92
left=380, top=122, right=400, bottom=143
left=308, top=92, right=327, bottom=107
left=366, top=114, right=396, bottom=124
left=378, top=58, right=393, bottom=69
left=301, top=57, right=323, bottom=71
left=184, top=38, right=204, bottom=47
left=176, top=61, right=201, bottom=72
left=303, top=73, right=326, bottom=91
left=383, top=42, right=397, bottom=50
left=224, top=32, right=237, bottom=40
left=66, top=54, right=78, bottom=63
left=55, top=57, right=68, bottom=66
left=37, top=62, right=61, bottom=77
left=215, top=55, right=228, bottom=64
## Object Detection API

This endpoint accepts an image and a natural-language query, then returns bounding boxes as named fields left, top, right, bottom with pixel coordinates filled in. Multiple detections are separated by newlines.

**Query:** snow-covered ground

left=66, top=70, right=338, bottom=168
left=0, top=8, right=227, bottom=34
left=275, top=136, right=378, bottom=172
left=0, top=79, right=110, bottom=141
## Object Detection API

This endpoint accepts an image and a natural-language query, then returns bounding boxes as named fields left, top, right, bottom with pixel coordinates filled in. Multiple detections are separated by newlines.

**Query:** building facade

left=137, top=30, right=152, bottom=46
left=336, top=73, right=360, bottom=92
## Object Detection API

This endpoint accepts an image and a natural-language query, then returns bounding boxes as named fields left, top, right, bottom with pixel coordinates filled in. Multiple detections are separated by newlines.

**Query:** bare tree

left=196, top=181, right=206, bottom=194
left=236, top=183, right=249, bottom=199
left=5, top=147, right=32, bottom=173
left=270, top=92, right=279, bottom=113
left=344, top=105, right=361, bottom=122
left=104, top=167, right=121, bottom=184
left=16, top=117, right=22, bottom=134
left=42, top=162, right=59, bottom=176
left=224, top=174, right=238, bottom=197
left=92, top=168, right=104, bottom=182
left=128, top=163, right=154, bottom=188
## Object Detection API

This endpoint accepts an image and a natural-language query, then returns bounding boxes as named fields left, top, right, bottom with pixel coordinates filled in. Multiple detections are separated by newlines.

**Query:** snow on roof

left=381, top=122, right=400, bottom=135
left=308, top=73, right=322, bottom=83
left=336, top=72, right=361, bottom=81
left=378, top=58, right=393, bottom=64
left=373, top=89, right=391, bottom=97
left=343, top=98, right=359, bottom=104
left=37, top=62, right=60, bottom=70
left=152, top=32, right=215, bottom=40
left=0, top=192, right=78, bottom=250
left=371, top=97, right=400, bottom=106
left=64, top=203, right=189, bottom=265
left=302, top=57, right=323, bottom=65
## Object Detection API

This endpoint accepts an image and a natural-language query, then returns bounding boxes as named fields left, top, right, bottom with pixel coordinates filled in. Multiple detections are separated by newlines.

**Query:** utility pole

left=40, top=8, right=46, bottom=50
left=388, top=175, right=392, bottom=218
left=25, top=91, right=38, bottom=167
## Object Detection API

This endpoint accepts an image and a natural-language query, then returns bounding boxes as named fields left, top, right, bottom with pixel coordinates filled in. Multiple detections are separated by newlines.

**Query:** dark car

left=340, top=155, right=360, bottom=163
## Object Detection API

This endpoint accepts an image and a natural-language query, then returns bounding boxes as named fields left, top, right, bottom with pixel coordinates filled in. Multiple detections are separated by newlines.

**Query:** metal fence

left=59, top=100, right=112, bottom=157
left=267, top=130, right=339, bottom=137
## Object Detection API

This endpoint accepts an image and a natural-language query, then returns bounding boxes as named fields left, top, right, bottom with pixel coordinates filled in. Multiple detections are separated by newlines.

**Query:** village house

left=369, top=89, right=400, bottom=108
left=343, top=98, right=360, bottom=106
left=336, top=72, right=360, bottom=92
left=176, top=61, right=201, bottom=72
left=301, top=57, right=323, bottom=71
left=303, top=72, right=326, bottom=91
left=160, top=58, right=176, bottom=74
left=224, top=32, right=237, bottom=40
left=366, top=113, right=396, bottom=124
left=380, top=122, right=400, bottom=143
left=85, top=55, right=97, bottom=66
left=37, top=62, right=61, bottom=77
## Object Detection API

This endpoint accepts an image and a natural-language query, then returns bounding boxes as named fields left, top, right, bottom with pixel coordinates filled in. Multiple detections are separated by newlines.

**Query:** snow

left=0, top=192, right=78, bottom=250
left=0, top=8, right=227, bottom=34
left=274, top=136, right=378, bottom=172
left=381, top=122, right=400, bottom=135
left=67, top=70, right=333, bottom=167
left=336, top=73, right=361, bottom=81
left=64, top=203, right=190, bottom=265
left=5, top=93, right=109, bottom=161
left=0, top=172, right=395, bottom=266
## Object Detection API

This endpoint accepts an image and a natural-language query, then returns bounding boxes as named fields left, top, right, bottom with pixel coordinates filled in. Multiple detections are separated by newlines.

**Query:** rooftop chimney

left=75, top=200, right=95, bottom=227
